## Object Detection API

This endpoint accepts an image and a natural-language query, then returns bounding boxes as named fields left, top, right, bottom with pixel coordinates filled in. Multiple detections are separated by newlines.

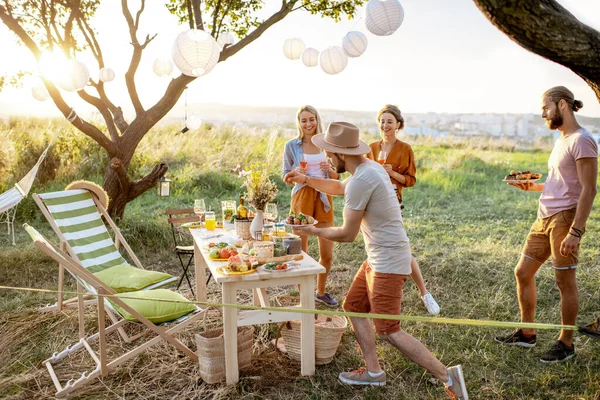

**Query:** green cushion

left=112, top=289, right=196, bottom=323
left=94, top=264, right=172, bottom=293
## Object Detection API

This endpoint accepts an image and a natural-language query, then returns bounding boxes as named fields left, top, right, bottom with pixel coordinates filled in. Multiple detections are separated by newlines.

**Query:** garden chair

left=33, top=188, right=178, bottom=340
left=0, top=143, right=50, bottom=245
left=24, top=224, right=204, bottom=398
left=166, top=208, right=213, bottom=295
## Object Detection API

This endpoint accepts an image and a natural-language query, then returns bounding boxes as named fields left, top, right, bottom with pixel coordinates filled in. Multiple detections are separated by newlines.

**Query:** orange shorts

left=342, top=260, right=409, bottom=335
left=522, top=208, right=579, bottom=269
left=290, top=186, right=334, bottom=223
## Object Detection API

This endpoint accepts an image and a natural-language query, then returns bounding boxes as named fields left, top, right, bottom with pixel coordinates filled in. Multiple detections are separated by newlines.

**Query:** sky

left=0, top=0, right=599, bottom=120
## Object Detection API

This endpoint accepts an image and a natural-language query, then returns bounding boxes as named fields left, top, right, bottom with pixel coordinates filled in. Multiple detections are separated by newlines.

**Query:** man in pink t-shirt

left=495, top=86, right=598, bottom=363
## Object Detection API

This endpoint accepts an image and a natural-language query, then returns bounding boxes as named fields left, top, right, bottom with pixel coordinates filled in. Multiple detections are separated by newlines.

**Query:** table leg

left=253, top=288, right=269, bottom=307
left=299, top=275, right=316, bottom=376
left=223, top=282, right=239, bottom=385
left=194, top=241, right=207, bottom=303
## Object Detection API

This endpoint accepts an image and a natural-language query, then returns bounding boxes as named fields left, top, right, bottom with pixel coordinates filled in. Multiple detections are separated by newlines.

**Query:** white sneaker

left=421, top=293, right=440, bottom=315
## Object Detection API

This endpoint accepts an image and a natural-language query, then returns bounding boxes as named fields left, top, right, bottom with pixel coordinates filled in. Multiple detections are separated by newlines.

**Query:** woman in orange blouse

left=368, top=104, right=440, bottom=315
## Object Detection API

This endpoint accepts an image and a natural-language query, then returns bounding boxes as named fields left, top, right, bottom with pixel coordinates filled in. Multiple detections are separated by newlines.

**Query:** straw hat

left=65, top=180, right=110, bottom=209
left=311, top=121, right=370, bottom=155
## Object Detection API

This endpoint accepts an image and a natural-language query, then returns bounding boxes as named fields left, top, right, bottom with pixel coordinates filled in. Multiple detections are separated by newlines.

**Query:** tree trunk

left=472, top=0, right=600, bottom=103
left=104, top=154, right=168, bottom=220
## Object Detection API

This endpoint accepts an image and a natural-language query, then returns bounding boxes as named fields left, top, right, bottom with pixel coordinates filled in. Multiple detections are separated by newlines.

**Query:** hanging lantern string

left=179, top=86, right=189, bottom=134
left=348, top=14, right=363, bottom=32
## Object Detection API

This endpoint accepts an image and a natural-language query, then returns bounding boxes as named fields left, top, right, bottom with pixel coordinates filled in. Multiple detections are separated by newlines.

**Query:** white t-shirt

left=304, top=152, right=328, bottom=178
left=538, top=128, right=598, bottom=218
left=344, top=159, right=412, bottom=274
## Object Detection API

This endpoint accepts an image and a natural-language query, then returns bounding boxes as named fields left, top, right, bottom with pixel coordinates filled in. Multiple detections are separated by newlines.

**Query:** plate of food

left=260, top=262, right=295, bottom=272
left=206, top=246, right=239, bottom=261
left=217, top=266, right=256, bottom=276
left=216, top=255, right=256, bottom=275
left=182, top=221, right=202, bottom=229
left=503, top=170, right=542, bottom=183
left=284, top=212, right=318, bottom=227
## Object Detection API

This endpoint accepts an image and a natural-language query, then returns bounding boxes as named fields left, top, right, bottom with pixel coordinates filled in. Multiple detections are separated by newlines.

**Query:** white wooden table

left=191, top=228, right=326, bottom=385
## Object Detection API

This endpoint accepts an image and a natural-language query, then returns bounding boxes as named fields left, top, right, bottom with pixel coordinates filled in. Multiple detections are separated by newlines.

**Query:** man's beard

left=546, top=110, right=563, bottom=130
left=334, top=160, right=346, bottom=174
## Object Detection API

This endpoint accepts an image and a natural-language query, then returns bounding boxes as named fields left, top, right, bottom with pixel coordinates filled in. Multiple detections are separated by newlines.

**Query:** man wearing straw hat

left=284, top=122, right=467, bottom=398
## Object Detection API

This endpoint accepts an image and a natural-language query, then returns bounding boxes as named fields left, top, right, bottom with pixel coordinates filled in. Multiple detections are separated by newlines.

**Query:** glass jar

left=205, top=211, right=216, bottom=231
left=262, top=224, right=273, bottom=241
left=274, top=222, right=286, bottom=237
left=221, top=200, right=236, bottom=224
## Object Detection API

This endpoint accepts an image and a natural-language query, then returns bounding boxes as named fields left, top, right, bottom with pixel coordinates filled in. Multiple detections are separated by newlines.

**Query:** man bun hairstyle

left=377, top=104, right=405, bottom=130
left=543, top=86, right=584, bottom=112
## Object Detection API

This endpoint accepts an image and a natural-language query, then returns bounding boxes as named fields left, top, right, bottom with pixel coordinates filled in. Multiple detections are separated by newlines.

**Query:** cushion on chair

left=175, top=245, right=194, bottom=252
left=94, top=264, right=173, bottom=293
left=112, top=289, right=196, bottom=323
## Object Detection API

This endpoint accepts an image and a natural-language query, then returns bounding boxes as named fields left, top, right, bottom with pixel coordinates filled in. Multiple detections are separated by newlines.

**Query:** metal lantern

left=342, top=31, right=368, bottom=58
left=99, top=67, right=115, bottom=82
left=186, top=115, right=202, bottom=130
left=283, top=38, right=305, bottom=60
left=319, top=46, right=348, bottom=75
left=217, top=32, right=235, bottom=48
left=365, top=0, right=404, bottom=36
left=153, top=58, right=174, bottom=77
left=172, top=29, right=221, bottom=77
left=31, top=81, right=49, bottom=101
left=302, top=48, right=319, bottom=67
left=55, top=60, right=90, bottom=92
left=157, top=176, right=172, bottom=197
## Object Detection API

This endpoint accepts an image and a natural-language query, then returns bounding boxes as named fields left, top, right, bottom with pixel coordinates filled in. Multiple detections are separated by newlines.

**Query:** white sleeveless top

left=304, top=152, right=328, bottom=178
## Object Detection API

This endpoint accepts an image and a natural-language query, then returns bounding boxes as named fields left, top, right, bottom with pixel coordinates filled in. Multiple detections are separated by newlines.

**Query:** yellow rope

left=0, top=284, right=579, bottom=331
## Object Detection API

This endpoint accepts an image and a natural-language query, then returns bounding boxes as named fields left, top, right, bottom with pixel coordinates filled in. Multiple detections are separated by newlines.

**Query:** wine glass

left=299, top=153, right=307, bottom=170
left=194, top=199, right=206, bottom=224
left=265, top=203, right=278, bottom=222
left=377, top=150, right=387, bottom=165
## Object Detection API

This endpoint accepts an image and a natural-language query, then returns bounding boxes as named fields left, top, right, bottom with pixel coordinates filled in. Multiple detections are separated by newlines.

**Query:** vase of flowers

left=239, top=161, right=278, bottom=239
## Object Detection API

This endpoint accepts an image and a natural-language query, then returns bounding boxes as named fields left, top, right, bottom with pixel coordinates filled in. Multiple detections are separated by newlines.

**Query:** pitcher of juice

left=205, top=211, right=216, bottom=231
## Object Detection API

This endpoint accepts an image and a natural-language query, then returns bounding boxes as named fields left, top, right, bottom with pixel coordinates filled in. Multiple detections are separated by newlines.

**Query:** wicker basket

left=253, top=241, right=274, bottom=259
left=275, top=314, right=347, bottom=365
left=234, top=219, right=252, bottom=240
left=196, top=308, right=254, bottom=384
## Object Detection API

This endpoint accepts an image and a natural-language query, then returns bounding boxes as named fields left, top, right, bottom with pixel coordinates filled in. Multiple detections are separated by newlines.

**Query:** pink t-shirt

left=538, top=128, right=598, bottom=218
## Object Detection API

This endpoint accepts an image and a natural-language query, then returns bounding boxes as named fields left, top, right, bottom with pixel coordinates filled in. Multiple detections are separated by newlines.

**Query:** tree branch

left=110, top=157, right=129, bottom=188
left=192, top=0, right=203, bottom=30
left=129, top=162, right=168, bottom=198
left=210, top=0, right=222, bottom=36
left=78, top=88, right=120, bottom=141
left=219, top=1, right=295, bottom=62
left=473, top=0, right=600, bottom=102
left=121, top=0, right=145, bottom=115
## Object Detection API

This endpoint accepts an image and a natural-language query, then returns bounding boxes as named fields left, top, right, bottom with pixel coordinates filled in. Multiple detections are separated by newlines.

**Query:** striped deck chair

left=24, top=224, right=204, bottom=398
left=33, top=189, right=178, bottom=335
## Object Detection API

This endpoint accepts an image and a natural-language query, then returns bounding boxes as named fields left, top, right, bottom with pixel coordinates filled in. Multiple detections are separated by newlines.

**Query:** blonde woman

left=367, top=104, right=440, bottom=315
left=282, top=105, right=339, bottom=307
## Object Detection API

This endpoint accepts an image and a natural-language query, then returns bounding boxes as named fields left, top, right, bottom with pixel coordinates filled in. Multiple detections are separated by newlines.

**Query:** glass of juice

left=205, top=211, right=216, bottom=231
left=299, top=153, right=307, bottom=169
left=377, top=151, right=387, bottom=165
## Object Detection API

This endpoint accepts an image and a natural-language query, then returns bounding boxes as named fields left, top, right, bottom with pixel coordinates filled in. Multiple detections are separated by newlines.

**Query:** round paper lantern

left=99, top=67, right=115, bottom=82
left=153, top=58, right=174, bottom=77
left=172, top=29, right=221, bottom=77
left=302, top=48, right=319, bottom=67
left=186, top=115, right=202, bottom=130
left=55, top=60, right=90, bottom=92
left=319, top=46, right=348, bottom=75
left=365, top=0, right=404, bottom=36
left=217, top=32, right=235, bottom=48
left=31, top=81, right=49, bottom=101
left=342, top=31, right=368, bottom=58
left=283, top=38, right=305, bottom=60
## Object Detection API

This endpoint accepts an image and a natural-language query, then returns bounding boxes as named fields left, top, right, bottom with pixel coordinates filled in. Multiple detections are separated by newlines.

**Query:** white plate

left=258, top=264, right=295, bottom=273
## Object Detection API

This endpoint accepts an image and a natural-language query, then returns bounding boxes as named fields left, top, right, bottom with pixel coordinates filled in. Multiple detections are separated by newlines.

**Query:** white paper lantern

left=99, top=67, right=115, bottom=82
left=217, top=32, right=235, bottom=48
left=283, top=38, right=305, bottom=60
left=342, top=31, right=368, bottom=57
left=172, top=29, right=221, bottom=77
left=31, top=81, right=49, bottom=101
left=55, top=59, right=90, bottom=92
left=302, top=48, right=319, bottom=67
left=153, top=58, right=174, bottom=77
left=365, top=0, right=404, bottom=36
left=186, top=115, right=202, bottom=130
left=319, top=46, right=348, bottom=75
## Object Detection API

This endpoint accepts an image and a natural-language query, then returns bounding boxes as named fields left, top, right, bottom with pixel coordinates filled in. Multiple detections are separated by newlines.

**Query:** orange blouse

left=367, top=140, right=416, bottom=200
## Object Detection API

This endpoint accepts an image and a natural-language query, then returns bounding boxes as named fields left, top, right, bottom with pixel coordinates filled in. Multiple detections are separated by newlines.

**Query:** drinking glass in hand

left=377, top=151, right=387, bottom=165
left=299, top=153, right=308, bottom=169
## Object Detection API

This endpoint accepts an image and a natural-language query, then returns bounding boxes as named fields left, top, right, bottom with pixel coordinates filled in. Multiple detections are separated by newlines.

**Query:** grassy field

left=0, top=121, right=599, bottom=399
